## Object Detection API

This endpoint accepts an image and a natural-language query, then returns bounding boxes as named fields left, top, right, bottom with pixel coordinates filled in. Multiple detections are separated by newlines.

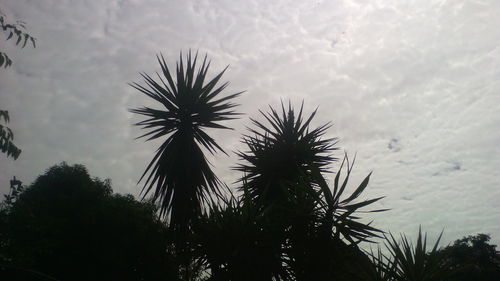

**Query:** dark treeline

left=1, top=164, right=499, bottom=281
left=0, top=164, right=177, bottom=281
left=1, top=52, right=499, bottom=281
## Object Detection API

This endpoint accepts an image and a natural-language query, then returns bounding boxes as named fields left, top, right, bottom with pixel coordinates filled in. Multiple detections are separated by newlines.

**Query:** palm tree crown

left=130, top=51, right=242, bottom=228
left=235, top=102, right=338, bottom=207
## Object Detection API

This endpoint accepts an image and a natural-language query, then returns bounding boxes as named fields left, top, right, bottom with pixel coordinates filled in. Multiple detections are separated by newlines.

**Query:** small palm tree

left=130, top=51, right=242, bottom=231
left=368, top=228, right=451, bottom=281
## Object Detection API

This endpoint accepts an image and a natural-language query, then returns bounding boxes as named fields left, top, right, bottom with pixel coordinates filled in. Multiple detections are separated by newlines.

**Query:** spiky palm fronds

left=235, top=102, right=338, bottom=207
left=364, top=247, right=397, bottom=281
left=280, top=155, right=385, bottom=281
left=386, top=228, right=449, bottom=281
left=313, top=154, right=387, bottom=245
left=193, top=194, right=293, bottom=281
left=368, top=228, right=451, bottom=281
left=130, top=51, right=242, bottom=228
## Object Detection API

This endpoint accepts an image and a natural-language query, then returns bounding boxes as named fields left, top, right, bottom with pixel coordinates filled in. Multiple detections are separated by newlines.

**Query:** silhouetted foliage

left=191, top=102, right=384, bottom=281
left=367, top=228, right=452, bottom=281
left=230, top=102, right=339, bottom=280
left=235, top=102, right=337, bottom=208
left=0, top=9, right=36, bottom=68
left=130, top=51, right=242, bottom=231
left=130, top=51, right=243, bottom=279
left=0, top=107, right=21, bottom=159
left=3, top=50, right=494, bottom=281
left=0, top=9, right=36, bottom=160
left=366, top=231, right=500, bottom=281
left=194, top=195, right=290, bottom=281
left=0, top=163, right=178, bottom=281
left=437, top=234, right=500, bottom=281
left=193, top=169, right=383, bottom=281
left=128, top=52, right=393, bottom=281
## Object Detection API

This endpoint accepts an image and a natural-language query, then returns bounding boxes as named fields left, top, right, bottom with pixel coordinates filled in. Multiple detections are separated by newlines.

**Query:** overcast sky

left=1, top=0, right=499, bottom=246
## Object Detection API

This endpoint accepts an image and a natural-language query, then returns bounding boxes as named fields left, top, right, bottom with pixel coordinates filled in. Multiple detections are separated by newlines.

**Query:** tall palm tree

left=130, top=51, right=242, bottom=232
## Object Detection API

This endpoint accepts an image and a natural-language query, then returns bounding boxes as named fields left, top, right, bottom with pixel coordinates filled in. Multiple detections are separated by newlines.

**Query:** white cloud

left=1, top=0, right=499, bottom=246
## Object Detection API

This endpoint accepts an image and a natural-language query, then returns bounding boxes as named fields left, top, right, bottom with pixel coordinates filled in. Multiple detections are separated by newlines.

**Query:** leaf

left=343, top=196, right=385, bottom=211
left=340, top=171, right=372, bottom=204
left=22, top=33, right=29, bottom=48
left=16, top=32, right=22, bottom=45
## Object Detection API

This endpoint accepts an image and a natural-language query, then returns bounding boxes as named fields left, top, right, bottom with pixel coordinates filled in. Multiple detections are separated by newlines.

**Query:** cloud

left=1, top=0, right=499, bottom=246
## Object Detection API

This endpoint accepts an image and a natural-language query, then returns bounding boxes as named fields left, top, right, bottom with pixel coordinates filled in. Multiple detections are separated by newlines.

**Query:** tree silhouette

left=437, top=234, right=500, bottom=281
left=130, top=52, right=242, bottom=228
left=188, top=101, right=385, bottom=281
left=0, top=163, right=178, bottom=281
left=128, top=51, right=389, bottom=279
left=193, top=195, right=289, bottom=281
left=130, top=51, right=496, bottom=281
left=235, top=102, right=337, bottom=208
left=367, top=228, right=451, bottom=281
left=130, top=51, right=242, bottom=279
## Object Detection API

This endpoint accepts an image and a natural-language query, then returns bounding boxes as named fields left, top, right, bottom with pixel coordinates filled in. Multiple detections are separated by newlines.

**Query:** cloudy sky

left=1, top=0, right=499, bottom=246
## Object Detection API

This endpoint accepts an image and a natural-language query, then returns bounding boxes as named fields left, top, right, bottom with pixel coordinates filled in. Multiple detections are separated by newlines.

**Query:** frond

left=312, top=153, right=386, bottom=244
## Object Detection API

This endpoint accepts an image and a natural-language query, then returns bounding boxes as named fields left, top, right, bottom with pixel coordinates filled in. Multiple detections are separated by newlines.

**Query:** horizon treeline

left=1, top=162, right=499, bottom=280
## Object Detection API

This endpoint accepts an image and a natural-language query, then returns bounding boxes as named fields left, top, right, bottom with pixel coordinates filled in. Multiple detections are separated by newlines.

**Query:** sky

left=1, top=0, right=499, bottom=247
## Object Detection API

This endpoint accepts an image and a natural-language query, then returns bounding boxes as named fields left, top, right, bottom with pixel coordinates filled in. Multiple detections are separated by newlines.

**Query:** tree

left=130, top=51, right=242, bottom=230
left=130, top=52, right=498, bottom=281
left=0, top=163, right=178, bottom=281
left=437, top=234, right=500, bottom=281
left=192, top=103, right=385, bottom=281
left=193, top=195, right=288, bottom=281
left=233, top=102, right=338, bottom=280
left=235, top=102, right=337, bottom=208
left=0, top=10, right=36, bottom=160
left=366, top=232, right=500, bottom=281
left=286, top=157, right=385, bottom=281
left=367, top=228, right=452, bottom=281
left=130, top=51, right=242, bottom=279
left=193, top=162, right=377, bottom=281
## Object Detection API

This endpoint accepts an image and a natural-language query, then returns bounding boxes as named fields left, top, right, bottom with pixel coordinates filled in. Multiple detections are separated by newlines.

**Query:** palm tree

left=231, top=102, right=337, bottom=280
left=193, top=194, right=292, bottom=281
left=235, top=101, right=338, bottom=208
left=284, top=156, right=386, bottom=281
left=131, top=51, right=242, bottom=279
left=368, top=228, right=451, bottom=281
left=234, top=103, right=385, bottom=280
left=131, top=51, right=241, bottom=229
